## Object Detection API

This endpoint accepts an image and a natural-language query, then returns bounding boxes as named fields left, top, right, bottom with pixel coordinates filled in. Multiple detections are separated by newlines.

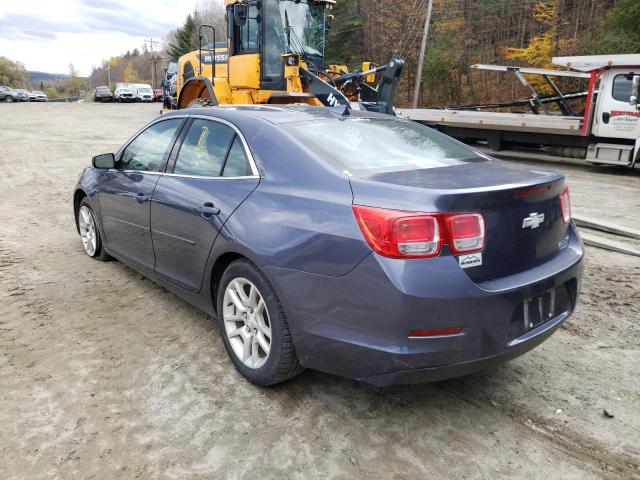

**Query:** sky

left=0, top=0, right=206, bottom=76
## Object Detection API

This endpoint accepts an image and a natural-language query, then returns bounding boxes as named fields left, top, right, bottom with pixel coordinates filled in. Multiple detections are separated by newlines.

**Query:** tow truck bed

left=398, top=109, right=583, bottom=136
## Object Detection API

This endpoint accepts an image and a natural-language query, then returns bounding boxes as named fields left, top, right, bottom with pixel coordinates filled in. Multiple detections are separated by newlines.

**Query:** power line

left=330, top=10, right=420, bottom=36
left=396, top=0, right=422, bottom=54
left=431, top=0, right=540, bottom=12
left=398, top=1, right=426, bottom=58
left=332, top=0, right=409, bottom=25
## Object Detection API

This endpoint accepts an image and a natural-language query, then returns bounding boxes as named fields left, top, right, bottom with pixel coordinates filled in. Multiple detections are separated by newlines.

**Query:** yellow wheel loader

left=165, top=0, right=404, bottom=115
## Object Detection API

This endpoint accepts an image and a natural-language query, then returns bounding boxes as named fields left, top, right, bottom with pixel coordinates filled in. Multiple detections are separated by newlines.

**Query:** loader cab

left=226, top=0, right=332, bottom=91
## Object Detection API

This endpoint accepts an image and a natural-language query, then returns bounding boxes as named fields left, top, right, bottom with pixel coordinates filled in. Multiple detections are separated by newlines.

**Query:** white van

left=133, top=84, right=153, bottom=102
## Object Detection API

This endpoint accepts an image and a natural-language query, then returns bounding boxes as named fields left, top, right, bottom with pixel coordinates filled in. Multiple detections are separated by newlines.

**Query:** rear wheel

left=77, top=199, right=111, bottom=261
left=217, top=259, right=303, bottom=386
left=6, top=96, right=13, bottom=103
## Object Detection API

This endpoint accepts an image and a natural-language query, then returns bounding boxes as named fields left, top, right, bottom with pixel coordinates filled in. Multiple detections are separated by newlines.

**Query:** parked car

left=0, top=86, right=19, bottom=102
left=153, top=89, right=163, bottom=102
left=132, top=83, right=153, bottom=102
left=14, top=89, right=31, bottom=101
left=93, top=86, right=113, bottom=102
left=114, top=83, right=134, bottom=103
left=30, top=91, right=48, bottom=102
left=73, top=105, right=584, bottom=387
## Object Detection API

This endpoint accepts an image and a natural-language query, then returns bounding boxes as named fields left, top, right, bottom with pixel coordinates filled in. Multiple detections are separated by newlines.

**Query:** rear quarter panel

left=211, top=118, right=370, bottom=277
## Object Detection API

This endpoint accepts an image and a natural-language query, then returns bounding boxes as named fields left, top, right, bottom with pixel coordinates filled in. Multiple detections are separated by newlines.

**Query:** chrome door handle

left=200, top=202, right=220, bottom=218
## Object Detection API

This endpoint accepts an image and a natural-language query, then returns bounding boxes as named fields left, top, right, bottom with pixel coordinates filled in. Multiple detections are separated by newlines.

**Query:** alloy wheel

left=78, top=205, right=97, bottom=256
left=223, top=277, right=272, bottom=369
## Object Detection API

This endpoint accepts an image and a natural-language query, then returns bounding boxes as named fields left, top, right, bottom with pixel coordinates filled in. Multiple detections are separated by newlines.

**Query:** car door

left=594, top=71, right=640, bottom=141
left=98, top=118, right=184, bottom=270
left=151, top=117, right=260, bottom=292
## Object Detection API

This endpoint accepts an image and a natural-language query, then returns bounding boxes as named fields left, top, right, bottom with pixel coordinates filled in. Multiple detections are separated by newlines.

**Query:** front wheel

left=77, top=199, right=111, bottom=261
left=217, top=259, right=303, bottom=386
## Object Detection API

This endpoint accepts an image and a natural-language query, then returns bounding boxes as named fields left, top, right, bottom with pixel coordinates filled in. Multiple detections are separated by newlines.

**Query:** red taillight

left=444, top=213, right=485, bottom=254
left=352, top=205, right=441, bottom=258
left=559, top=186, right=571, bottom=223
left=409, top=327, right=463, bottom=338
left=352, top=206, right=486, bottom=259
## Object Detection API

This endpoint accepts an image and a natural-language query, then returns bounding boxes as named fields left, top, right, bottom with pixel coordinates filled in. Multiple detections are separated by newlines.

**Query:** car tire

left=77, top=199, right=111, bottom=261
left=217, top=259, right=303, bottom=386
left=6, top=96, right=13, bottom=103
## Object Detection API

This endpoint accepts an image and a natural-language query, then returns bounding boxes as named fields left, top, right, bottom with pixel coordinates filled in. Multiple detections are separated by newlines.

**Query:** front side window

left=183, top=62, right=195, bottom=81
left=173, top=119, right=236, bottom=176
left=263, top=0, right=325, bottom=80
left=119, top=119, right=182, bottom=172
left=612, top=74, right=634, bottom=103
left=237, top=5, right=260, bottom=53
left=286, top=118, right=482, bottom=175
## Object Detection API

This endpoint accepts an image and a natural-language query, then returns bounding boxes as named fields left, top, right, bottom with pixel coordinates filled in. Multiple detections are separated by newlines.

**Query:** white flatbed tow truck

left=399, top=54, right=640, bottom=167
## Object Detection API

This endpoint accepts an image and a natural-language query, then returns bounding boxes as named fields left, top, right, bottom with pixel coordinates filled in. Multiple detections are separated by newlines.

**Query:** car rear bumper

left=360, top=309, right=569, bottom=385
left=265, top=224, right=583, bottom=385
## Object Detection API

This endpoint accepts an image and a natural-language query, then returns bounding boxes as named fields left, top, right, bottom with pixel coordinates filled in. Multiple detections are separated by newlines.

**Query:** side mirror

left=630, top=75, right=640, bottom=108
left=233, top=4, right=249, bottom=26
left=92, top=153, right=115, bottom=169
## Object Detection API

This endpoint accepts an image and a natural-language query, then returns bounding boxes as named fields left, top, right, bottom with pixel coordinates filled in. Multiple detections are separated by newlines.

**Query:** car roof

left=176, top=104, right=394, bottom=125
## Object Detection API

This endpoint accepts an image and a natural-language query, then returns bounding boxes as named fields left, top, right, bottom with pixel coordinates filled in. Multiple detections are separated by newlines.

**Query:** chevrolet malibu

left=73, top=105, right=583, bottom=386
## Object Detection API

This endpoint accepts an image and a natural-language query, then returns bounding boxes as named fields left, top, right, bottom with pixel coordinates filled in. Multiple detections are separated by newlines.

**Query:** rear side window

left=119, top=119, right=182, bottom=172
left=286, top=118, right=481, bottom=175
left=173, top=119, right=235, bottom=176
left=222, top=137, right=252, bottom=177
left=612, top=74, right=633, bottom=102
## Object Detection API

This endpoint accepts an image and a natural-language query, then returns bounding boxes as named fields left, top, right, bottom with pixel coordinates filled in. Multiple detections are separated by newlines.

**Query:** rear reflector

left=559, top=186, right=571, bottom=223
left=352, top=206, right=486, bottom=259
left=409, top=327, right=463, bottom=338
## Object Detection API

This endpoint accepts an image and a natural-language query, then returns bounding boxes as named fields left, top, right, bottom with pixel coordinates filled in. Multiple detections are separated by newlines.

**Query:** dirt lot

left=1, top=102, right=639, bottom=479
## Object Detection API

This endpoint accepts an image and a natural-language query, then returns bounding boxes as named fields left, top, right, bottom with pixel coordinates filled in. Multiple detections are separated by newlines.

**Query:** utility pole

left=145, top=38, right=162, bottom=88
left=412, top=0, right=434, bottom=108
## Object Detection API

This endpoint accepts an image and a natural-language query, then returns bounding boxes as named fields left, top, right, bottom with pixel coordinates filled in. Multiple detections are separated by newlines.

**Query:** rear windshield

left=286, top=118, right=483, bottom=174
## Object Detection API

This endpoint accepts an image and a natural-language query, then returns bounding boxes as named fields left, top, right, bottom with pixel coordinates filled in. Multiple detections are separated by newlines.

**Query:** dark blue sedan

left=73, top=105, right=583, bottom=386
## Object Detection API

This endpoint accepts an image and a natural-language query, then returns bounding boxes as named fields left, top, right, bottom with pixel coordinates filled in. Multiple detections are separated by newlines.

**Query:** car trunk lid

left=349, top=160, right=569, bottom=282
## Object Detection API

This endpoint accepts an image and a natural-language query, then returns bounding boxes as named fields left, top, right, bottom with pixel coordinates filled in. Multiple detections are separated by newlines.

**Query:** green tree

left=590, top=0, right=640, bottom=54
left=167, top=14, right=197, bottom=61
left=44, top=85, right=58, bottom=99
left=0, top=57, right=29, bottom=87
left=325, top=0, right=363, bottom=67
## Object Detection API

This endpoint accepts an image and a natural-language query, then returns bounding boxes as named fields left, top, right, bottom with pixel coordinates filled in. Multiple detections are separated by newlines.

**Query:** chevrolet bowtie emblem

left=522, top=212, right=545, bottom=229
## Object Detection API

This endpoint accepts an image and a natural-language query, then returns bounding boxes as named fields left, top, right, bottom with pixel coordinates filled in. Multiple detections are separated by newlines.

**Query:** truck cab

left=554, top=55, right=640, bottom=166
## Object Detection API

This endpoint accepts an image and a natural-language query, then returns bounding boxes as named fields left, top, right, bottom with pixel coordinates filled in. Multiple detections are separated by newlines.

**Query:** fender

left=177, top=77, right=219, bottom=109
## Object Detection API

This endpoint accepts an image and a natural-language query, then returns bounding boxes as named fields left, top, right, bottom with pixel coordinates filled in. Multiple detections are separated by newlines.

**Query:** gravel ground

left=1, top=102, right=639, bottom=479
